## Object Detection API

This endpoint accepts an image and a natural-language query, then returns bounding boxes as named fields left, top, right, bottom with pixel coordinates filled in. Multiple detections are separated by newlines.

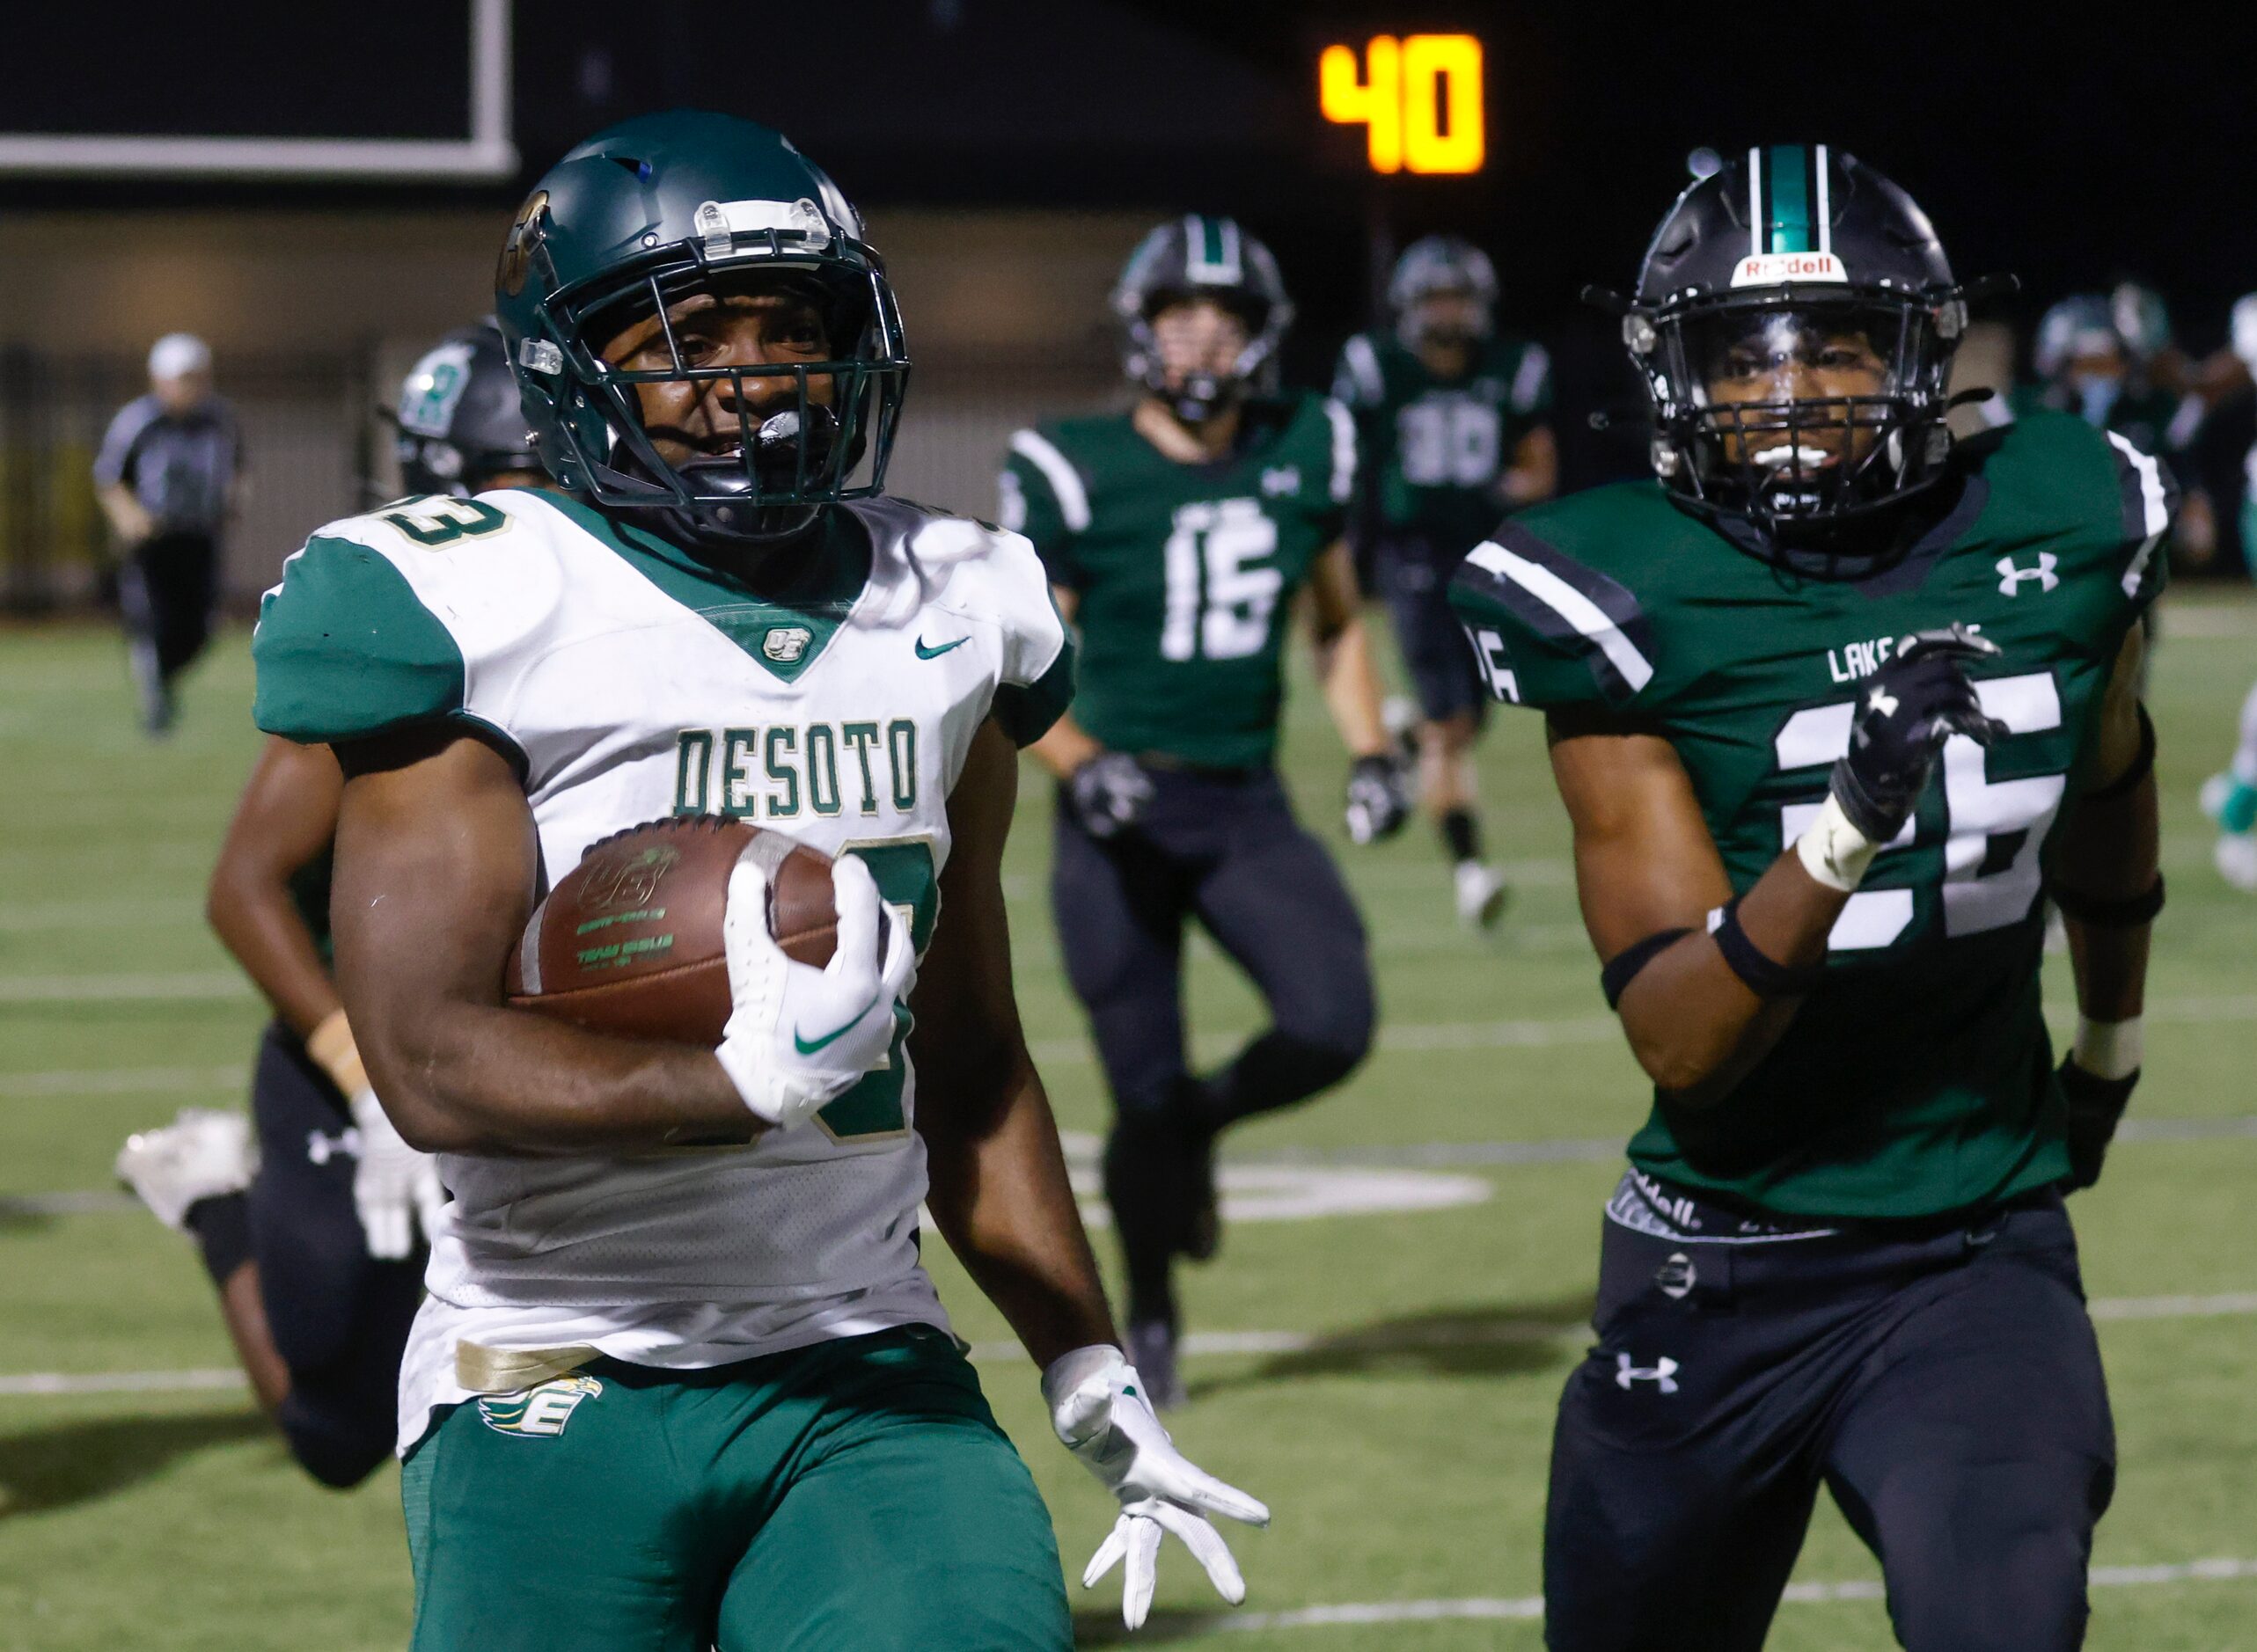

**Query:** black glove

left=1345, top=754, right=1411, bottom=845
left=2059, top=1058, right=2138, bottom=1192
left=1830, top=625, right=2010, bottom=844
left=1067, top=751, right=1154, bottom=840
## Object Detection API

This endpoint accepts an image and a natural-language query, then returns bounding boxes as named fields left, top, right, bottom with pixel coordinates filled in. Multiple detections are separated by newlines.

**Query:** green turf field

left=2, top=592, right=2253, bottom=1650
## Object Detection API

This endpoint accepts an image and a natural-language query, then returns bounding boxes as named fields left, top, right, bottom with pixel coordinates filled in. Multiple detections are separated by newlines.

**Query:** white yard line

left=0, top=972, right=251, bottom=1003
left=0, top=899, right=205, bottom=932
left=9, top=1292, right=2254, bottom=1401
left=958, top=1290, right=2257, bottom=1364
left=0, top=1065, right=249, bottom=1099
left=0, top=1368, right=247, bottom=1398
left=1205, top=1560, right=2257, bottom=1632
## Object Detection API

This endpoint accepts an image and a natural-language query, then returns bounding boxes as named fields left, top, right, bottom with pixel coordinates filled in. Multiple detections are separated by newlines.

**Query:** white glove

left=348, top=1088, right=447, bottom=1261
left=1045, top=1344, right=1271, bottom=1630
left=715, top=844, right=915, bottom=1129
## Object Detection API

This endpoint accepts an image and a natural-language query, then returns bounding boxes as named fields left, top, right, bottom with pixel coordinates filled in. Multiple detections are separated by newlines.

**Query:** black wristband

left=1711, top=900, right=1826, bottom=998
left=2049, top=874, right=2165, bottom=929
left=2081, top=703, right=2156, bottom=802
left=1601, top=927, right=1693, bottom=1010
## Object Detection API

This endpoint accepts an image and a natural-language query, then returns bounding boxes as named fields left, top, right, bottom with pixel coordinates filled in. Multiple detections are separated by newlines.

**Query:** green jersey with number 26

left=1447, top=410, right=2173, bottom=1219
left=1000, top=392, right=1354, bottom=769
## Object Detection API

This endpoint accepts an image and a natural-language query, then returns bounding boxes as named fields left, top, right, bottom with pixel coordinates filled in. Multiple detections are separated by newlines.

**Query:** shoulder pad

left=1003, top=426, right=1092, bottom=534
left=1447, top=520, right=1656, bottom=710
left=848, top=499, right=1075, bottom=745
left=1977, top=412, right=2175, bottom=624
left=253, top=493, right=562, bottom=751
left=2101, top=428, right=2176, bottom=611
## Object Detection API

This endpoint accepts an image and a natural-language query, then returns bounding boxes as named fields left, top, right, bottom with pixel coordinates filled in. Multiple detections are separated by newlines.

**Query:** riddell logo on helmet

left=1730, top=252, right=1847, bottom=288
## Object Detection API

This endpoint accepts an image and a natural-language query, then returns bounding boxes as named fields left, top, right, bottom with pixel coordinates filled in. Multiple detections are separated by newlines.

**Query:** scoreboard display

left=0, top=0, right=512, bottom=179
left=1319, top=33, right=1486, bottom=175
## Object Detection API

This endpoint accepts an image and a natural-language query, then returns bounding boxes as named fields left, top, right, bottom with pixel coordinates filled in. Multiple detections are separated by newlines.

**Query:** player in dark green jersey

left=1001, top=216, right=1409, bottom=1403
left=1335, top=236, right=1556, bottom=928
left=1450, top=145, right=2166, bottom=1648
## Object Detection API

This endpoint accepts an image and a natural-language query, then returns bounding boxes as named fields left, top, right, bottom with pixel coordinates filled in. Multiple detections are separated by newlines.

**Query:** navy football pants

left=1050, top=764, right=1374, bottom=1129
left=1545, top=1188, right=2115, bottom=1651
left=247, top=1022, right=425, bottom=1488
left=117, top=530, right=217, bottom=683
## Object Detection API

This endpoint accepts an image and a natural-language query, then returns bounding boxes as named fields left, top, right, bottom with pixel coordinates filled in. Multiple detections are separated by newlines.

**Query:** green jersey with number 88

left=1448, top=409, right=2172, bottom=1218
left=1000, top=392, right=1355, bottom=769
left=1332, top=328, right=1551, bottom=555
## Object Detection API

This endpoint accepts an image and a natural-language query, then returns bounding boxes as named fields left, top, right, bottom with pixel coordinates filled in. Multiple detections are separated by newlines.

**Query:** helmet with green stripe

left=1622, top=143, right=1990, bottom=531
left=1112, top=215, right=1293, bottom=423
left=494, top=111, right=909, bottom=545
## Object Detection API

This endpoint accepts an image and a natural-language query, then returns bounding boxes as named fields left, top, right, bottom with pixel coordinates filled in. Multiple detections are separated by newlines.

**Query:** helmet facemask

left=1397, top=287, right=1493, bottom=352
left=1125, top=289, right=1281, bottom=425
left=520, top=223, right=908, bottom=547
left=1638, top=296, right=1960, bottom=530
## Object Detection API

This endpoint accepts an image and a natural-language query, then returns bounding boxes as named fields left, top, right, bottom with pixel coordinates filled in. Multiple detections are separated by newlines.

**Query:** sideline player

left=2013, top=293, right=2180, bottom=455
left=1334, top=236, right=1556, bottom=927
left=1450, top=145, right=2165, bottom=1648
left=93, top=333, right=244, bottom=735
left=252, top=114, right=1264, bottom=1645
left=1001, top=216, right=1409, bottom=1405
left=114, top=325, right=543, bottom=1488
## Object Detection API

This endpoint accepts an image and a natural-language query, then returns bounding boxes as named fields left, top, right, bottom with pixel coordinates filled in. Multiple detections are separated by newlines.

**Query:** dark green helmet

left=494, top=111, right=909, bottom=545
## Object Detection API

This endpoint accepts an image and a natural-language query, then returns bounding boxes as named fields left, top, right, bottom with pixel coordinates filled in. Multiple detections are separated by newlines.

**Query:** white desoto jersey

left=253, top=488, right=1073, bottom=1449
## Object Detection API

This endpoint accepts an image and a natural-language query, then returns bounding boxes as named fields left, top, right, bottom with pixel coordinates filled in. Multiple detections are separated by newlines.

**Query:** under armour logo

left=1261, top=464, right=1301, bottom=496
left=306, top=1128, right=362, bottom=1166
left=1997, top=553, right=2059, bottom=596
left=1866, top=685, right=1899, bottom=720
left=1615, top=1351, right=1681, bottom=1393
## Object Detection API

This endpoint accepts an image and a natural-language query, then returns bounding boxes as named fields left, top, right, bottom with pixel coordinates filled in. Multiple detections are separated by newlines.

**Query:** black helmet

left=1621, top=144, right=1987, bottom=530
left=1389, top=235, right=1498, bottom=347
left=391, top=323, right=540, bottom=497
left=1112, top=215, right=1293, bottom=423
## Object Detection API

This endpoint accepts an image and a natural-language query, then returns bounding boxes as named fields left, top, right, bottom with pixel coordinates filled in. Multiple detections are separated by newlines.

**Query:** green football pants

left=401, top=1325, right=1070, bottom=1650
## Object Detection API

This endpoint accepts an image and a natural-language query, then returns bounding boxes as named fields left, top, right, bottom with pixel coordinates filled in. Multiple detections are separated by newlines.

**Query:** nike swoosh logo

left=915, top=636, right=967, bottom=660
left=793, top=992, right=884, bottom=1056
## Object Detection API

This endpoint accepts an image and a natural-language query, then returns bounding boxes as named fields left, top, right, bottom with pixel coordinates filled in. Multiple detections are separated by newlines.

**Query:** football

left=503, top=816, right=843, bottom=1045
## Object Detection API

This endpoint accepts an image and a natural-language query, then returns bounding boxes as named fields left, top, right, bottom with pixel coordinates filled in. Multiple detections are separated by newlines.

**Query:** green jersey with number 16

left=1447, top=410, right=2173, bottom=1219
left=1000, top=393, right=1354, bottom=769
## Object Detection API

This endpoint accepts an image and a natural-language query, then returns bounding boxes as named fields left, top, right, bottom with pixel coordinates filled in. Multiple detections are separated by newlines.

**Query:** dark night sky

left=9, top=1, right=2252, bottom=348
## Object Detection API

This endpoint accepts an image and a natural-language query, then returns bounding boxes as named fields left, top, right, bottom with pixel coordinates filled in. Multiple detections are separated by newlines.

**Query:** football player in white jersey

left=252, top=112, right=1264, bottom=1648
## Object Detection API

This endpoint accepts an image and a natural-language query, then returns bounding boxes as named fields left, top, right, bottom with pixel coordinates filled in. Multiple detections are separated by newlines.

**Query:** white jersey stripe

left=1814, top=144, right=1832, bottom=252
left=1008, top=428, right=1092, bottom=533
left=1343, top=333, right=1385, bottom=405
left=2107, top=429, right=2169, bottom=596
left=1467, top=540, right=1656, bottom=694
left=1509, top=343, right=1550, bottom=416
left=1747, top=145, right=1763, bottom=258
left=1323, top=398, right=1359, bottom=505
